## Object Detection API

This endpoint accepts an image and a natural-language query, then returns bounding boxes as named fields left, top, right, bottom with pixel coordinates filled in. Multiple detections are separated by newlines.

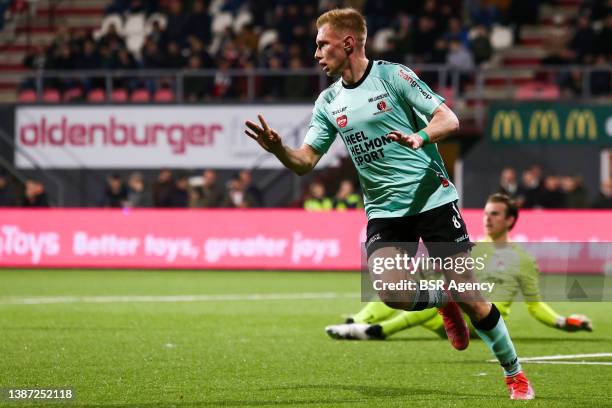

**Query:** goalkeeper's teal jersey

left=304, top=60, right=458, bottom=219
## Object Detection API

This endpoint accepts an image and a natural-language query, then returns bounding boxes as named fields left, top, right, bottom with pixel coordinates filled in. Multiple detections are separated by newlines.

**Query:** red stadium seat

left=130, top=88, right=150, bottom=102
left=154, top=88, right=175, bottom=102
left=63, top=87, right=83, bottom=102
left=42, top=88, right=61, bottom=103
left=87, top=89, right=106, bottom=103
left=18, top=89, right=37, bottom=102
left=515, top=82, right=560, bottom=100
left=111, top=88, right=128, bottom=102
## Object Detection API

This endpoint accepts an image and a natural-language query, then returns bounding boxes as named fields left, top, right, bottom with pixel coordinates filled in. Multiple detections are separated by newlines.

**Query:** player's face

left=483, top=202, right=513, bottom=239
left=314, top=24, right=348, bottom=76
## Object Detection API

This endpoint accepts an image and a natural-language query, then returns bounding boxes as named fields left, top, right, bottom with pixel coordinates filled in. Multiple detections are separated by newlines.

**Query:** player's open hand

left=387, top=131, right=424, bottom=150
left=563, top=314, right=593, bottom=332
left=245, top=115, right=282, bottom=153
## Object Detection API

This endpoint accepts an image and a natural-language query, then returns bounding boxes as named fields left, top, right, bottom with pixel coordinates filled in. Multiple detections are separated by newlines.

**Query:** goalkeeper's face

left=483, top=202, right=513, bottom=239
left=314, top=24, right=349, bottom=76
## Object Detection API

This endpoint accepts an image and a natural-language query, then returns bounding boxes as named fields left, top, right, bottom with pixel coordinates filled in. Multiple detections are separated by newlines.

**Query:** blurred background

left=0, top=0, right=610, bottom=211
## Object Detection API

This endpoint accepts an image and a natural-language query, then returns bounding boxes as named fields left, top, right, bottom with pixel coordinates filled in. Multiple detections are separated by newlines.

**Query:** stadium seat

left=490, top=24, right=513, bottom=50
left=258, top=29, right=279, bottom=52
left=372, top=28, right=395, bottom=53
left=515, top=82, right=561, bottom=100
left=111, top=88, right=128, bottom=102
left=42, top=88, right=61, bottom=103
left=124, top=12, right=146, bottom=55
left=211, top=12, right=233, bottom=35
left=130, top=88, right=150, bottom=103
left=154, top=88, right=175, bottom=102
left=233, top=10, right=253, bottom=32
left=63, top=87, right=83, bottom=102
left=87, top=89, right=106, bottom=103
left=93, top=14, right=124, bottom=41
left=18, top=89, right=37, bottom=102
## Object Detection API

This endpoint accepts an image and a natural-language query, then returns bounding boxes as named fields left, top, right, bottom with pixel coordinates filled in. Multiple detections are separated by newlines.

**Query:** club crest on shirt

left=336, top=115, right=348, bottom=128
left=373, top=99, right=393, bottom=115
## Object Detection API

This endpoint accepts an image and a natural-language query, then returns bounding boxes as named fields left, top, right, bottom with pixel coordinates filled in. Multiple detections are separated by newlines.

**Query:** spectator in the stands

left=261, top=56, right=284, bottom=99
left=303, top=181, right=333, bottom=211
left=467, top=0, right=500, bottom=28
left=152, top=168, right=174, bottom=207
left=164, top=0, right=188, bottom=46
left=517, top=168, right=542, bottom=208
left=592, top=180, right=612, bottom=208
left=165, top=41, right=185, bottom=69
left=196, top=169, right=225, bottom=208
left=539, top=175, right=566, bottom=208
left=498, top=167, right=519, bottom=199
left=590, top=54, right=611, bottom=96
left=170, top=173, right=189, bottom=207
left=444, top=17, right=469, bottom=48
left=594, top=13, right=611, bottom=56
left=125, top=172, right=151, bottom=208
left=561, top=175, right=588, bottom=208
left=239, top=170, right=263, bottom=207
left=142, top=38, right=165, bottom=68
left=569, top=14, right=597, bottom=63
left=99, top=173, right=128, bottom=207
left=184, top=55, right=213, bottom=101
left=333, top=180, right=363, bottom=210
left=22, top=179, right=49, bottom=207
left=0, top=172, right=17, bottom=207
left=413, top=16, right=439, bottom=61
left=222, top=175, right=257, bottom=208
left=469, top=24, right=493, bottom=64
left=184, top=0, right=211, bottom=44
left=284, top=56, right=311, bottom=100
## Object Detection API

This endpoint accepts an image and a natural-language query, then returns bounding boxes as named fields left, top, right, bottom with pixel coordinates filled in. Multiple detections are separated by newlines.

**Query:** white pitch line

left=488, top=352, right=612, bottom=366
left=519, top=353, right=612, bottom=361
left=0, top=292, right=360, bottom=305
left=522, top=361, right=612, bottom=366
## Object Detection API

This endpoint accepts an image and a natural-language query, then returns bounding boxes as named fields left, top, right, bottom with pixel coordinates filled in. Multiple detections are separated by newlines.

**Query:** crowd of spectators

left=303, top=179, right=363, bottom=211
left=94, top=168, right=264, bottom=208
left=0, top=171, right=50, bottom=207
left=540, top=1, right=612, bottom=96
left=497, top=165, right=612, bottom=209
left=22, top=0, right=601, bottom=99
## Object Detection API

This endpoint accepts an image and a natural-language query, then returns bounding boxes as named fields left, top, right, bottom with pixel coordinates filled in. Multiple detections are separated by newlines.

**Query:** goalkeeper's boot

left=438, top=301, right=469, bottom=350
left=505, top=371, right=535, bottom=400
left=325, top=323, right=385, bottom=340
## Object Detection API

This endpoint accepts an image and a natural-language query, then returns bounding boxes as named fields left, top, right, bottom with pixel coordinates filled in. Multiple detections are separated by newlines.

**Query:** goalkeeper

left=326, top=193, right=593, bottom=340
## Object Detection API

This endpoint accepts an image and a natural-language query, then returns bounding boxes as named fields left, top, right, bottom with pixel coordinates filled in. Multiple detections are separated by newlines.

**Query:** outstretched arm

left=387, top=104, right=459, bottom=149
left=245, top=115, right=322, bottom=176
left=526, top=301, right=592, bottom=332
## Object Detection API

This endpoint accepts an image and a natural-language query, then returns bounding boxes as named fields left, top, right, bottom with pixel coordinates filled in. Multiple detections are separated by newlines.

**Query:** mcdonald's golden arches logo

left=529, top=110, right=561, bottom=140
left=491, top=110, right=522, bottom=141
left=565, top=110, right=597, bottom=140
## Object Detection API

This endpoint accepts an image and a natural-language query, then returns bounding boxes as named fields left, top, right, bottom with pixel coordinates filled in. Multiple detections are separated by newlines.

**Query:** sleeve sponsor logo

left=398, top=70, right=432, bottom=100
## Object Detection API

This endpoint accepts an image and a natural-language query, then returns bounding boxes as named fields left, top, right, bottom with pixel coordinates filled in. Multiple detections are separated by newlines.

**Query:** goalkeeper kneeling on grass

left=326, top=193, right=593, bottom=340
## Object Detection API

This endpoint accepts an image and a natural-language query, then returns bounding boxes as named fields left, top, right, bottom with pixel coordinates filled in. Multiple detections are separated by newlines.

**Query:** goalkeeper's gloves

left=556, top=314, right=593, bottom=332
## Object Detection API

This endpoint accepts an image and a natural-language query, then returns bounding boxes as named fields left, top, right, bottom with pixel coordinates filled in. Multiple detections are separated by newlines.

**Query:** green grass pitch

left=1, top=270, right=611, bottom=407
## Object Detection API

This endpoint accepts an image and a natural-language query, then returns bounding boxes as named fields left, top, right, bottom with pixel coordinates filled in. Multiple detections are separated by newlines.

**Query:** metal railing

left=7, top=64, right=611, bottom=125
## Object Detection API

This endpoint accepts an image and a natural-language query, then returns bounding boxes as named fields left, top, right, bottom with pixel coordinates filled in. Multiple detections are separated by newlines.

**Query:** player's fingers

left=245, top=130, right=259, bottom=140
left=245, top=120, right=264, bottom=134
left=258, top=115, right=270, bottom=131
left=387, top=130, right=403, bottom=138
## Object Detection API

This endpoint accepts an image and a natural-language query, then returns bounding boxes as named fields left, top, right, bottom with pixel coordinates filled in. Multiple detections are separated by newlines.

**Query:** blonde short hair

left=316, top=8, right=367, bottom=44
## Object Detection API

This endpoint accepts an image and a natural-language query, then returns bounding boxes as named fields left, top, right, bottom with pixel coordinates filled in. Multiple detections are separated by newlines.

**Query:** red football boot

left=438, top=301, right=469, bottom=350
left=505, top=371, right=535, bottom=400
